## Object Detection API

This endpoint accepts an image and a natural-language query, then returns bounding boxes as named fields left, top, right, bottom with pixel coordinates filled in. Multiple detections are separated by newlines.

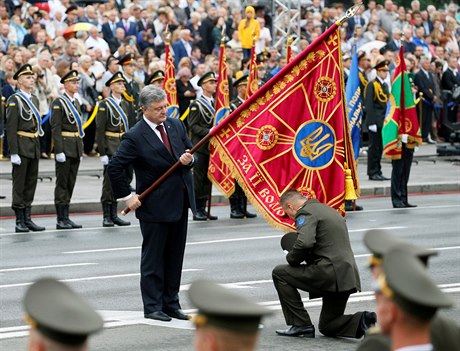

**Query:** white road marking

left=1, top=283, right=459, bottom=340
left=62, top=226, right=407, bottom=254
left=0, top=263, right=97, bottom=273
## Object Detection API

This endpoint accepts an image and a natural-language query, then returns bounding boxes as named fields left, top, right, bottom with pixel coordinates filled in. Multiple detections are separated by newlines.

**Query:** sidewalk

left=0, top=143, right=459, bottom=216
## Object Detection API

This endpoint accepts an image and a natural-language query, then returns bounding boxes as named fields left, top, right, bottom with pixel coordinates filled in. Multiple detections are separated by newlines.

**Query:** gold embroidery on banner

left=314, top=76, right=337, bottom=103
left=256, top=125, right=279, bottom=150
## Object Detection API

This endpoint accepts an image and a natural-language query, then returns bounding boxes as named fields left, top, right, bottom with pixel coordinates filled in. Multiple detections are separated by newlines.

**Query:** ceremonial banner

left=383, top=47, right=422, bottom=159
left=211, top=22, right=356, bottom=231
left=208, top=42, right=235, bottom=197
left=246, top=43, right=258, bottom=98
left=164, top=39, right=180, bottom=119
left=346, top=49, right=363, bottom=160
left=286, top=37, right=294, bottom=64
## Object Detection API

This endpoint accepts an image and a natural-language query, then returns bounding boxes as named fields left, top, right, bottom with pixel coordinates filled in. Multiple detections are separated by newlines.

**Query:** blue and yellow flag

left=345, top=50, right=362, bottom=160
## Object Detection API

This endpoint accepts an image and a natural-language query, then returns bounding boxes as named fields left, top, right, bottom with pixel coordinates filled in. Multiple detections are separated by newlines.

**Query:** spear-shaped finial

left=336, top=3, right=363, bottom=26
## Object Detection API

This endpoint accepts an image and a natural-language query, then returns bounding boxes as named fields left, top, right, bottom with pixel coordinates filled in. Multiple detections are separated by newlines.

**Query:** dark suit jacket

left=287, top=199, right=361, bottom=295
left=387, top=40, right=401, bottom=52
left=116, top=20, right=138, bottom=37
left=441, top=68, right=460, bottom=91
left=346, top=16, right=365, bottom=39
left=402, top=40, right=416, bottom=54
left=172, top=40, right=190, bottom=68
left=108, top=118, right=196, bottom=222
left=102, top=22, right=116, bottom=42
left=137, top=19, right=156, bottom=36
left=414, top=69, right=435, bottom=103
left=198, top=16, right=215, bottom=55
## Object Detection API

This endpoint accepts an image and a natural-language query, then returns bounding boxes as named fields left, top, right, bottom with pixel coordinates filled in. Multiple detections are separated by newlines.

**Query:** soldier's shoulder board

left=53, top=104, right=61, bottom=110
left=99, top=107, right=106, bottom=111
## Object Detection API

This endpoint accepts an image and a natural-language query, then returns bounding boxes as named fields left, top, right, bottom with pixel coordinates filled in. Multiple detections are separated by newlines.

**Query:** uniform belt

left=104, top=131, right=125, bottom=137
left=17, top=131, right=39, bottom=138
left=61, top=131, right=80, bottom=137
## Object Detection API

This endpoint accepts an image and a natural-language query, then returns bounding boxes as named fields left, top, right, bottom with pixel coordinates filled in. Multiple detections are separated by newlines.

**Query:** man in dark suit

left=364, top=60, right=391, bottom=181
left=402, top=27, right=416, bottom=54
left=96, top=72, right=131, bottom=228
left=387, top=28, right=403, bottom=52
left=172, top=29, right=193, bottom=68
left=198, top=7, right=217, bottom=55
left=101, top=10, right=118, bottom=43
left=108, top=85, right=195, bottom=322
left=6, top=64, right=45, bottom=233
left=414, top=56, right=436, bottom=143
left=117, top=8, right=138, bottom=37
left=50, top=70, right=84, bottom=230
left=441, top=56, right=460, bottom=125
left=273, top=189, right=375, bottom=338
left=346, top=12, right=365, bottom=40
left=137, top=8, right=156, bottom=36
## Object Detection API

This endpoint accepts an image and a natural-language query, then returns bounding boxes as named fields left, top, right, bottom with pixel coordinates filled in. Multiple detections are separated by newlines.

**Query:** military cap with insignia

left=65, top=5, right=77, bottom=14
left=197, top=72, right=217, bottom=87
left=377, top=248, right=453, bottom=320
left=13, top=64, right=35, bottom=80
left=256, top=51, right=271, bottom=64
left=374, top=60, right=390, bottom=71
left=357, top=51, right=367, bottom=61
left=119, top=53, right=136, bottom=66
left=60, top=70, right=80, bottom=84
left=105, top=71, right=127, bottom=87
left=189, top=279, right=272, bottom=333
left=24, top=278, right=103, bottom=346
left=364, top=229, right=437, bottom=267
left=145, top=70, right=165, bottom=85
left=233, top=71, right=248, bottom=88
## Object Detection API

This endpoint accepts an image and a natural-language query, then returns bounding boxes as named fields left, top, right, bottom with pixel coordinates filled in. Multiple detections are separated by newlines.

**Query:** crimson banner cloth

left=383, top=47, right=422, bottom=159
left=208, top=43, right=235, bottom=197
left=247, top=44, right=258, bottom=98
left=164, top=40, right=180, bottom=119
left=211, top=23, right=355, bottom=231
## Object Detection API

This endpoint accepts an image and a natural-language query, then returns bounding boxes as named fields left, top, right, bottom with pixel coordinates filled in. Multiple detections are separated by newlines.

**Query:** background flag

left=383, top=47, right=422, bottom=159
left=246, top=39, right=258, bottom=98
left=164, top=37, right=180, bottom=119
left=211, top=21, right=356, bottom=231
left=208, top=42, right=235, bottom=197
left=346, top=49, right=363, bottom=161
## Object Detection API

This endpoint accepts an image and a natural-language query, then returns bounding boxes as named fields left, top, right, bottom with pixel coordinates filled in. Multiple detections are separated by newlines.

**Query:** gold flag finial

left=336, top=3, right=363, bottom=26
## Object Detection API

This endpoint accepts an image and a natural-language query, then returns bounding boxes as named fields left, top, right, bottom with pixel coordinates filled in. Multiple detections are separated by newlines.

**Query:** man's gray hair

left=139, top=85, right=167, bottom=108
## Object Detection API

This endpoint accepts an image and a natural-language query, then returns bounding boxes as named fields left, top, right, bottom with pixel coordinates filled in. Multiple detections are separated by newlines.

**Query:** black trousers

left=54, top=157, right=80, bottom=205
left=367, top=128, right=383, bottom=177
left=391, top=145, right=414, bottom=206
left=193, top=152, right=211, bottom=201
left=420, top=103, right=434, bottom=139
left=12, top=156, right=39, bottom=209
left=273, top=265, right=362, bottom=338
left=138, top=191, right=188, bottom=314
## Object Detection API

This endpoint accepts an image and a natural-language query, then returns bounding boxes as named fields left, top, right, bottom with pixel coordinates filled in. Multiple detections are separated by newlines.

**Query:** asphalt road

left=1, top=193, right=459, bottom=351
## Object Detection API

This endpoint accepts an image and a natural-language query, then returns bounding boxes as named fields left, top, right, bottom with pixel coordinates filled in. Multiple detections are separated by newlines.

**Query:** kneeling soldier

left=96, top=72, right=131, bottom=227
left=50, top=70, right=84, bottom=229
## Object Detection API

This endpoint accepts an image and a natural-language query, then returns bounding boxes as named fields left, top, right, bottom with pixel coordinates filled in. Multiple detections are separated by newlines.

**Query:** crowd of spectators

left=0, top=0, right=459, bottom=156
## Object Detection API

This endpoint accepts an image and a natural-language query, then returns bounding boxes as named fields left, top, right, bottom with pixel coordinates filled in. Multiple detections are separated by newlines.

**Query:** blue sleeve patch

left=296, top=216, right=306, bottom=227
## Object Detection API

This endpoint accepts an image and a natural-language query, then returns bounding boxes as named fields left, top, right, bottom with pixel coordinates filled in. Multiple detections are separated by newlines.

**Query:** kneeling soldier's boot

left=111, top=203, right=130, bottom=226
left=56, top=205, right=72, bottom=230
left=102, top=203, right=114, bottom=227
left=24, top=206, right=45, bottom=231
left=229, top=197, right=244, bottom=219
left=15, top=208, right=29, bottom=233
left=64, top=205, right=82, bottom=229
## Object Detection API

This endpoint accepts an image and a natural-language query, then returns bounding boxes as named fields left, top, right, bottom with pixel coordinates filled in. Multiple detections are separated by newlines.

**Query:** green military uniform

left=357, top=230, right=460, bottom=351
left=273, top=199, right=369, bottom=338
left=24, top=278, right=103, bottom=347
left=364, top=60, right=390, bottom=180
left=120, top=54, right=140, bottom=127
left=50, top=70, right=84, bottom=229
left=188, top=72, right=217, bottom=221
left=6, top=64, right=45, bottom=232
left=96, top=71, right=131, bottom=227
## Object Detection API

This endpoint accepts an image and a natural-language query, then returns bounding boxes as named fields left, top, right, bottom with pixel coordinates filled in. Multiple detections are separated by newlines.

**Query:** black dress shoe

left=404, top=203, right=417, bottom=208
left=244, top=211, right=257, bottom=218
left=276, top=325, right=315, bottom=338
left=379, top=175, right=390, bottom=180
left=144, top=311, right=172, bottom=322
left=207, top=214, right=218, bottom=220
left=369, top=174, right=384, bottom=181
left=193, top=211, right=208, bottom=221
left=164, top=309, right=190, bottom=320
left=230, top=210, right=245, bottom=219
left=393, top=203, right=406, bottom=208
left=357, top=311, right=377, bottom=338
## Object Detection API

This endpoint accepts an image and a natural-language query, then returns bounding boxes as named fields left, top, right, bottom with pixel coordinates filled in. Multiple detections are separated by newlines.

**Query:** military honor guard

left=228, top=73, right=256, bottom=219
left=189, top=279, right=273, bottom=351
left=96, top=72, right=131, bottom=227
left=50, top=70, right=84, bottom=230
left=6, top=64, right=46, bottom=233
left=357, top=230, right=460, bottom=351
left=364, top=60, right=390, bottom=181
left=188, top=71, right=219, bottom=221
left=145, top=70, right=165, bottom=88
left=24, top=278, right=103, bottom=351
left=120, top=53, right=140, bottom=127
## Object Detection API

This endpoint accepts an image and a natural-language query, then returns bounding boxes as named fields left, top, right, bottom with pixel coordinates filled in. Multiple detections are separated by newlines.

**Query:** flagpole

left=121, top=3, right=363, bottom=215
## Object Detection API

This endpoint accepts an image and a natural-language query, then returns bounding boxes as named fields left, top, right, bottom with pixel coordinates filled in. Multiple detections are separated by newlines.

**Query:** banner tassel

left=344, top=164, right=357, bottom=200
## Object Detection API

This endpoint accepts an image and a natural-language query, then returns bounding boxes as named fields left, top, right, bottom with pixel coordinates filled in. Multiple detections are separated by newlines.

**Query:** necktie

left=157, top=124, right=172, bottom=155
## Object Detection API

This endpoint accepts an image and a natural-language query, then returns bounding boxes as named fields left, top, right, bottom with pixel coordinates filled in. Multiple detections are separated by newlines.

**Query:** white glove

left=368, top=124, right=377, bottom=133
left=55, top=153, right=66, bottom=163
left=11, top=154, right=21, bottom=165
left=401, top=134, right=408, bottom=143
left=100, top=155, right=109, bottom=165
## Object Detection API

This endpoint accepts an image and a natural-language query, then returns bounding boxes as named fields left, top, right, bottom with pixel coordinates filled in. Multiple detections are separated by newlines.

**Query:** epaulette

left=53, top=104, right=60, bottom=110
left=99, top=107, right=106, bottom=111
left=8, top=102, right=16, bottom=107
